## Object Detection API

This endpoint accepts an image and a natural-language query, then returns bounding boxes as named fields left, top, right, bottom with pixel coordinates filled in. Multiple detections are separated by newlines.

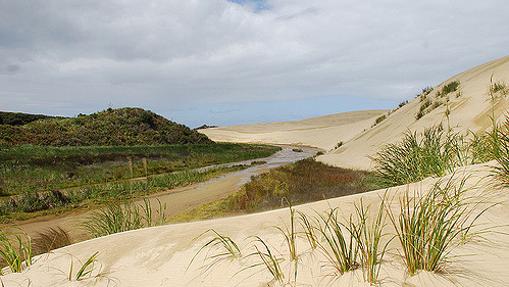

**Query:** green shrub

left=437, top=81, right=460, bottom=97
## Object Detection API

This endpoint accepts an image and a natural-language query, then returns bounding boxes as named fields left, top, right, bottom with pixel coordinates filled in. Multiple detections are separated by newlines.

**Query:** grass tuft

left=33, top=227, right=72, bottom=254
left=83, top=198, right=167, bottom=238
left=386, top=177, right=489, bottom=275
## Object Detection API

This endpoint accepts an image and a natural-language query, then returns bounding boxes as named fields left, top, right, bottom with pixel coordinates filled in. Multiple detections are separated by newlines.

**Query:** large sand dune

left=3, top=163, right=508, bottom=286
left=200, top=110, right=386, bottom=150
left=318, top=56, right=509, bottom=170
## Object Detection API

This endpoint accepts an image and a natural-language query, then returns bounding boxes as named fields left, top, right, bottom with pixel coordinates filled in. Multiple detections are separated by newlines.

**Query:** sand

left=2, top=162, right=508, bottom=286
left=318, top=56, right=509, bottom=170
left=200, top=110, right=386, bottom=151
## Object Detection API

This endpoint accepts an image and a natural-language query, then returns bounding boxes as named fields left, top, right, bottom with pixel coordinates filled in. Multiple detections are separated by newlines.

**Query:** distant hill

left=0, top=111, right=64, bottom=126
left=0, top=108, right=212, bottom=146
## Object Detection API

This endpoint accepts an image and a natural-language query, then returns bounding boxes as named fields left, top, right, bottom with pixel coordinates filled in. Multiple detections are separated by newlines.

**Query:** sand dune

left=318, top=56, right=509, bottom=170
left=3, top=162, right=508, bottom=286
left=200, top=110, right=386, bottom=150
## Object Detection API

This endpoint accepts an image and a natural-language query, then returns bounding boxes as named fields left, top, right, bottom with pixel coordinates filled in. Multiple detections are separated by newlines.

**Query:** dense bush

left=0, top=111, right=62, bottom=126
left=0, top=107, right=211, bottom=146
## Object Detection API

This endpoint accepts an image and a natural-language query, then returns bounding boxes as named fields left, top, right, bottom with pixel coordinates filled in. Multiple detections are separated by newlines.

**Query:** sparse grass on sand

left=83, top=198, right=167, bottom=238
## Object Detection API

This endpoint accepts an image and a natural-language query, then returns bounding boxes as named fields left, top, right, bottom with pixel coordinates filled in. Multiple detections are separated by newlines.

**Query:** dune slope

left=200, top=110, right=386, bottom=150
left=318, top=56, right=509, bottom=169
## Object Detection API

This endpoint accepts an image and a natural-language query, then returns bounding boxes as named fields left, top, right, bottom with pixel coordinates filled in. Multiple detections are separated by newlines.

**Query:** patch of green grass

left=83, top=198, right=167, bottom=238
left=0, top=143, right=280, bottom=197
left=69, top=251, right=100, bottom=281
left=0, top=164, right=253, bottom=223
left=386, top=177, right=490, bottom=275
left=373, top=126, right=470, bottom=186
left=0, top=230, right=32, bottom=274
left=437, top=81, right=460, bottom=97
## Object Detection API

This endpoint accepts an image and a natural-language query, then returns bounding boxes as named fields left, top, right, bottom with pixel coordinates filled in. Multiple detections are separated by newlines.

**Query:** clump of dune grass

left=68, top=251, right=100, bottom=281
left=83, top=198, right=167, bottom=238
left=275, top=206, right=299, bottom=283
left=298, top=211, right=319, bottom=250
left=33, top=226, right=72, bottom=254
left=316, top=208, right=359, bottom=275
left=491, top=120, right=509, bottom=186
left=188, top=229, right=242, bottom=274
left=0, top=230, right=32, bottom=274
left=373, top=125, right=470, bottom=186
left=387, top=177, right=490, bottom=275
left=242, top=237, right=285, bottom=285
left=350, top=198, right=391, bottom=285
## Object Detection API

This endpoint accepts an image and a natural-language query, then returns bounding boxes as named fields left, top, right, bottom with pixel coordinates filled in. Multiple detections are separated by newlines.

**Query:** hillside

left=0, top=111, right=64, bottom=126
left=0, top=108, right=212, bottom=146
left=317, top=55, right=509, bottom=169
left=200, top=110, right=386, bottom=150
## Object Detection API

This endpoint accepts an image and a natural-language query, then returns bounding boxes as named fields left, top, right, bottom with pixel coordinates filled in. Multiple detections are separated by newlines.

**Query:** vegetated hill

left=318, top=55, right=509, bottom=170
left=0, top=111, right=64, bottom=126
left=0, top=108, right=212, bottom=146
left=200, top=110, right=387, bottom=150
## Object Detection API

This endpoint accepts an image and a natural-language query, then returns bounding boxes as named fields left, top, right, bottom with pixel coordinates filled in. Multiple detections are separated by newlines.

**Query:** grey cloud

left=0, top=0, right=508, bottom=125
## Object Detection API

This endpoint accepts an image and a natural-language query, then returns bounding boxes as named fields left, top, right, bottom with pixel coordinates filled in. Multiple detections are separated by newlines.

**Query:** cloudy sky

left=1, top=0, right=508, bottom=127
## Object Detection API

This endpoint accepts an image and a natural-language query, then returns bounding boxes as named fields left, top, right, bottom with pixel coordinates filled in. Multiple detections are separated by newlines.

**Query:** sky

left=1, top=1, right=509, bottom=127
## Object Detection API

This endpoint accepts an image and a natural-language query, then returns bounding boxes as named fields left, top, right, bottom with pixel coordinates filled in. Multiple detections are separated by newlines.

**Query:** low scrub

left=437, top=80, right=460, bottom=97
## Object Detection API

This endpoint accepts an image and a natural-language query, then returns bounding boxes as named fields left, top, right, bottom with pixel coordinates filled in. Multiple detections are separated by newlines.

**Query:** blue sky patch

left=229, top=0, right=269, bottom=11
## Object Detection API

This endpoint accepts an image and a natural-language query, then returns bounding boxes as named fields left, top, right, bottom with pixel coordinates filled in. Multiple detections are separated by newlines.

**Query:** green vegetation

left=0, top=107, right=211, bottom=146
left=491, top=120, right=509, bottom=186
left=69, top=252, right=100, bottom=281
left=316, top=208, right=359, bottom=275
left=0, top=164, right=249, bottom=223
left=173, top=159, right=380, bottom=222
left=0, top=111, right=64, bottom=126
left=372, top=114, right=387, bottom=127
left=387, top=178, right=486, bottom=275
left=245, top=237, right=285, bottom=284
left=33, top=227, right=72, bottom=254
left=83, top=198, right=167, bottom=238
left=0, top=143, right=279, bottom=197
left=373, top=126, right=471, bottom=186
left=0, top=230, right=32, bottom=274
left=189, top=229, right=242, bottom=274
left=437, top=80, right=460, bottom=97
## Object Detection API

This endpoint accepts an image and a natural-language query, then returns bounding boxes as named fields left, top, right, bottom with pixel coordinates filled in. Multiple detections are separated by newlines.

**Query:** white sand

left=3, top=163, right=508, bottom=286
left=200, top=110, right=386, bottom=150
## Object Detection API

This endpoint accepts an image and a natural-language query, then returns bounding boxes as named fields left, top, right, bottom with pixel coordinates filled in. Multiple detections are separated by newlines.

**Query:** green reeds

left=68, top=251, right=100, bottom=281
left=387, top=177, right=488, bottom=275
left=316, top=208, right=359, bottom=275
left=83, top=198, right=167, bottom=238
left=188, top=229, right=242, bottom=274
left=373, top=126, right=470, bottom=186
left=350, top=198, right=391, bottom=285
left=243, top=237, right=285, bottom=284
left=0, top=230, right=32, bottom=273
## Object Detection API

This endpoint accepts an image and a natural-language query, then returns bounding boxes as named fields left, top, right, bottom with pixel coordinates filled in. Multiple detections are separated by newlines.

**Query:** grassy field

left=172, top=158, right=382, bottom=222
left=0, top=143, right=280, bottom=222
